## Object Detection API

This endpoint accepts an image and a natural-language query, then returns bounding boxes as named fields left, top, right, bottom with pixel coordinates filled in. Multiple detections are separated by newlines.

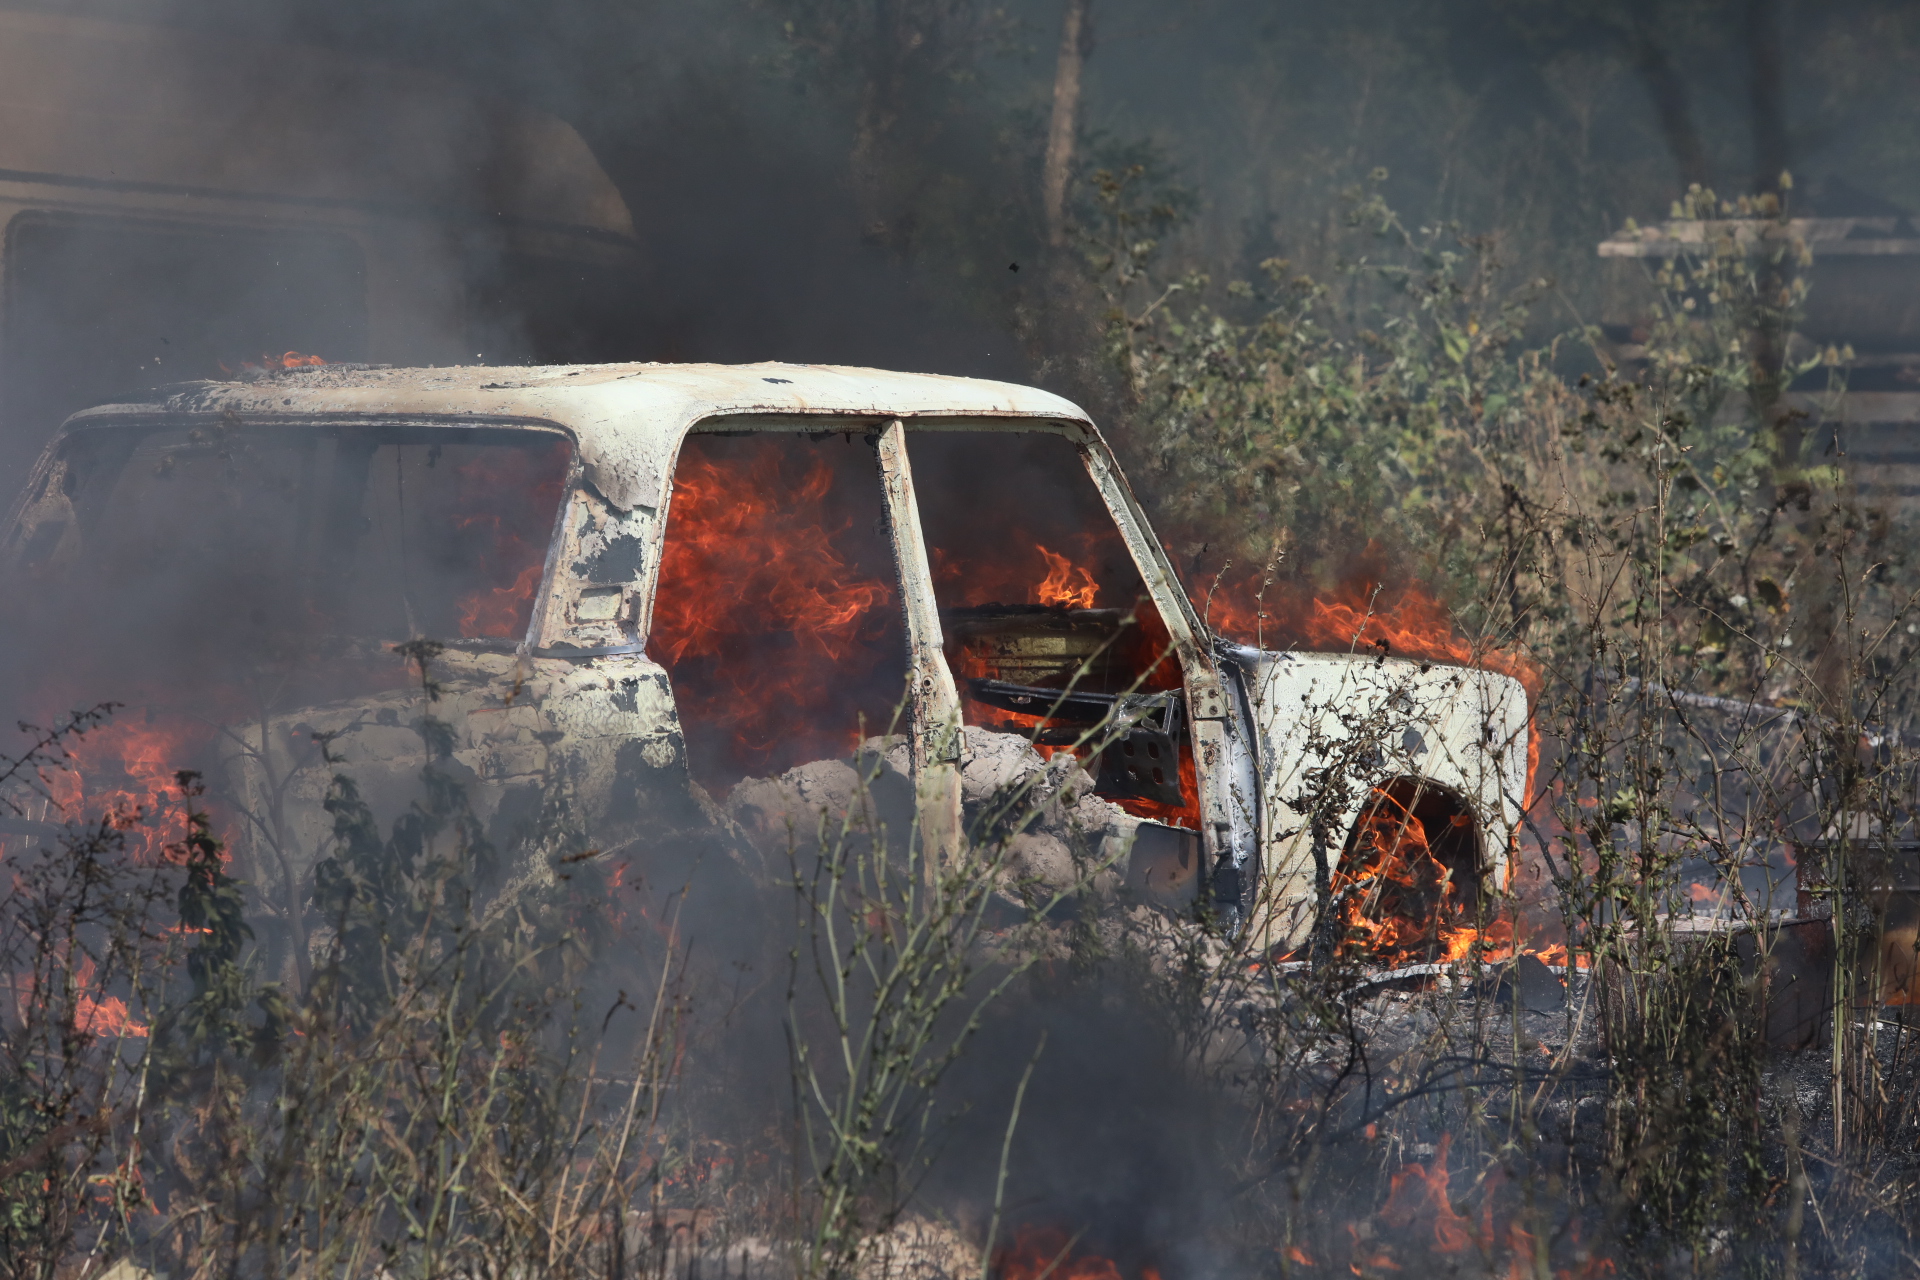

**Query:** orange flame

left=1331, top=787, right=1583, bottom=970
left=930, top=531, right=1126, bottom=613
left=1365, top=1133, right=1616, bottom=1277
left=59, top=955, right=148, bottom=1038
left=1188, top=556, right=1542, bottom=816
left=1527, top=942, right=1588, bottom=969
left=649, top=445, right=898, bottom=784
left=1197, top=564, right=1539, bottom=700
left=1381, top=1133, right=1473, bottom=1253
left=1333, top=788, right=1468, bottom=966
left=993, top=1227, right=1156, bottom=1280
left=49, top=716, right=217, bottom=863
left=1034, top=543, right=1099, bottom=608
left=459, top=561, right=545, bottom=638
left=929, top=529, right=1194, bottom=817
left=218, top=351, right=328, bottom=375
left=447, top=445, right=569, bottom=639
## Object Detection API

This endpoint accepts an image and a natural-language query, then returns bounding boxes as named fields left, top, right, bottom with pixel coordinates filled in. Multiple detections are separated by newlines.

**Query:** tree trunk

left=1742, top=0, right=1800, bottom=498
left=1625, top=2, right=1711, bottom=192
left=1041, top=0, right=1092, bottom=248
left=852, top=0, right=908, bottom=245
left=1746, top=0, right=1790, bottom=195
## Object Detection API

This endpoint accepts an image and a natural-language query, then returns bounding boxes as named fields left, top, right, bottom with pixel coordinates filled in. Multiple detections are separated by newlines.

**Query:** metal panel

left=873, top=418, right=964, bottom=880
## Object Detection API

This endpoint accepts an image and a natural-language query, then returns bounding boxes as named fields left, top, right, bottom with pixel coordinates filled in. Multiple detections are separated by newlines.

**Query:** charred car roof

left=62, top=362, right=1094, bottom=513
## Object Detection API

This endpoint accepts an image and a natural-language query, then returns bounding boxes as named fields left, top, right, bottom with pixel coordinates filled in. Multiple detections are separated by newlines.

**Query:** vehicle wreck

left=0, top=361, right=1531, bottom=975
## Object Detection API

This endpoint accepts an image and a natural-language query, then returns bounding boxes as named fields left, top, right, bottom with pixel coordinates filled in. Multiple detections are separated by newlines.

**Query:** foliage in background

left=1091, top=168, right=1558, bottom=612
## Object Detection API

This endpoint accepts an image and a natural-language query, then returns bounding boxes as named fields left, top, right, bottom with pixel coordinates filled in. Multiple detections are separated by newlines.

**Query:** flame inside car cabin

left=649, top=431, right=1199, bottom=814
left=2, top=420, right=575, bottom=865
left=650, top=440, right=901, bottom=785
left=449, top=447, right=571, bottom=638
left=934, top=543, right=1198, bottom=825
left=1033, top=542, right=1100, bottom=609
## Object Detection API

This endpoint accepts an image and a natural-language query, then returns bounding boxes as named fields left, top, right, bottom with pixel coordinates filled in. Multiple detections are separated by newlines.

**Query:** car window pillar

left=871, top=419, right=965, bottom=884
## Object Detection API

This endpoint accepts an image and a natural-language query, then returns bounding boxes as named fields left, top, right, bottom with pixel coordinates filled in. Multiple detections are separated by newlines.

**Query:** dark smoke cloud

left=6, top=0, right=1918, bottom=436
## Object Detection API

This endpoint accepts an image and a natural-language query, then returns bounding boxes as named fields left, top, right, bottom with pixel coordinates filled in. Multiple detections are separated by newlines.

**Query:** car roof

left=61, top=361, right=1095, bottom=512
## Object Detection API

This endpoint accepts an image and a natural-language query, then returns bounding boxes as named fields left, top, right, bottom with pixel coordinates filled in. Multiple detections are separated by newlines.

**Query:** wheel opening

left=1333, top=778, right=1484, bottom=966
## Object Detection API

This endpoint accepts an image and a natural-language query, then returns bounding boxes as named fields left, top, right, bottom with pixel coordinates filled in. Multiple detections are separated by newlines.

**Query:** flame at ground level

left=217, top=350, right=328, bottom=374
left=44, top=715, right=219, bottom=863
left=1370, top=1134, right=1617, bottom=1278
left=64, top=954, right=148, bottom=1038
left=994, top=1227, right=1160, bottom=1280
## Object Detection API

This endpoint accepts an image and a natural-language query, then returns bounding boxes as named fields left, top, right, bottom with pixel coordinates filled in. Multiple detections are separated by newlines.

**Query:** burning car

left=0, top=361, right=1529, bottom=972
